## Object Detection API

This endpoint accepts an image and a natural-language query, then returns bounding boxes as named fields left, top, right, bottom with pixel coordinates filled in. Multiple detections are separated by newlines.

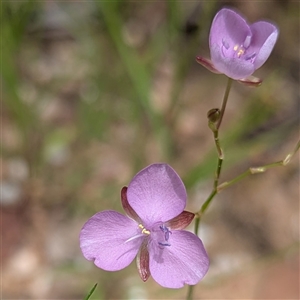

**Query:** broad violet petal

left=127, top=164, right=187, bottom=226
left=148, top=230, right=209, bottom=288
left=250, top=21, right=279, bottom=69
left=80, top=210, right=142, bottom=271
left=209, top=8, right=251, bottom=54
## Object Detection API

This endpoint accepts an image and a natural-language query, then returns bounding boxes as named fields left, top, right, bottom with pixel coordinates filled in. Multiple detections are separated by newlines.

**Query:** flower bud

left=207, top=108, right=220, bottom=123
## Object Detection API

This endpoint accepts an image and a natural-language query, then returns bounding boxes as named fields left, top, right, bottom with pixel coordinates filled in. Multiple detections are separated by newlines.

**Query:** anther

left=142, top=228, right=150, bottom=235
left=222, top=39, right=230, bottom=49
left=237, top=48, right=245, bottom=57
left=243, top=35, right=252, bottom=48
left=139, top=224, right=150, bottom=235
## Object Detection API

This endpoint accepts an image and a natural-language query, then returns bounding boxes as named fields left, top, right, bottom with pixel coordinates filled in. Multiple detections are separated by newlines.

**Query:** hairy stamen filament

left=125, top=224, right=150, bottom=244
left=124, top=233, right=145, bottom=244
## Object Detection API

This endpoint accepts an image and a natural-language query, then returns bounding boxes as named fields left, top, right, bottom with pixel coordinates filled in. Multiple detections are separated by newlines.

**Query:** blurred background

left=1, top=0, right=299, bottom=299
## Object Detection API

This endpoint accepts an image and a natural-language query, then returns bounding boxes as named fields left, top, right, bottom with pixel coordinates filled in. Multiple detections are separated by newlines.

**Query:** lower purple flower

left=80, top=163, right=209, bottom=288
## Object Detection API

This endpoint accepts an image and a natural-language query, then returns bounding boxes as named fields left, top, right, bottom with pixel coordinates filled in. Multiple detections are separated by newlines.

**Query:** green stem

left=216, top=77, right=232, bottom=130
left=199, top=189, right=218, bottom=216
left=209, top=121, right=224, bottom=160
left=187, top=78, right=233, bottom=300
left=218, top=139, right=300, bottom=192
left=197, top=77, right=233, bottom=217
left=186, top=285, right=194, bottom=300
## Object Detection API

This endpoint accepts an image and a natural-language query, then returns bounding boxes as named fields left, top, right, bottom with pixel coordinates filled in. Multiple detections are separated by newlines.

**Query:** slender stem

left=186, top=285, right=194, bottom=300
left=216, top=77, right=232, bottom=130
left=197, top=77, right=233, bottom=218
left=283, top=139, right=300, bottom=165
left=200, top=189, right=218, bottom=216
left=187, top=79, right=233, bottom=300
left=194, top=214, right=200, bottom=236
left=218, top=139, right=300, bottom=192
left=209, top=121, right=224, bottom=159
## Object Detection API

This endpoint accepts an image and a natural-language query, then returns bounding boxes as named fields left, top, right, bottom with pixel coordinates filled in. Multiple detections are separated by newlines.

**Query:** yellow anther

left=233, top=44, right=245, bottom=57
left=237, top=48, right=245, bottom=57
left=142, top=228, right=150, bottom=235
left=139, top=224, right=150, bottom=235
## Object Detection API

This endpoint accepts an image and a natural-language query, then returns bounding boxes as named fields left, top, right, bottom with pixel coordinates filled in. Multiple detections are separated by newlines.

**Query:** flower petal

left=250, top=21, right=279, bottom=69
left=148, top=231, right=209, bottom=288
left=165, top=211, right=195, bottom=230
left=127, top=164, right=187, bottom=226
left=211, top=44, right=255, bottom=79
left=209, top=8, right=251, bottom=53
left=80, top=210, right=142, bottom=271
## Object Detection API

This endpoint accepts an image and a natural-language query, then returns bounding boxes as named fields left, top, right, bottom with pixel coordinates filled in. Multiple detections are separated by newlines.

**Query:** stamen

left=139, top=224, right=150, bottom=235
left=142, top=228, right=150, bottom=235
left=125, top=223, right=151, bottom=244
left=243, top=35, right=252, bottom=48
left=233, top=44, right=239, bottom=51
left=245, top=52, right=256, bottom=61
left=222, top=39, right=229, bottom=49
left=125, top=233, right=144, bottom=243
left=158, top=242, right=171, bottom=247
left=237, top=48, right=245, bottom=57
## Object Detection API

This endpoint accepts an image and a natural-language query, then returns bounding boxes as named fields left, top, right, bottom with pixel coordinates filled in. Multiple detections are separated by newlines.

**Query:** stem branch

left=218, top=139, right=300, bottom=192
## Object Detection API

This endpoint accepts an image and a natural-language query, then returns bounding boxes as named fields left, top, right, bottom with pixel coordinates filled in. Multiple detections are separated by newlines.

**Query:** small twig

left=217, top=139, right=300, bottom=192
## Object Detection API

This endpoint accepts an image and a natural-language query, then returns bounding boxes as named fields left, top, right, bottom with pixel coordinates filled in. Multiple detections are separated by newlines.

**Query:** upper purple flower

left=80, top=163, right=209, bottom=288
left=199, top=8, right=278, bottom=80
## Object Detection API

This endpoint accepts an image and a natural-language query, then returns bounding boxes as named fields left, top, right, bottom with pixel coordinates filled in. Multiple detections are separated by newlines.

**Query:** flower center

left=158, top=224, right=172, bottom=247
left=126, top=223, right=172, bottom=248
left=148, top=223, right=172, bottom=248
left=221, top=35, right=256, bottom=63
left=233, top=44, right=246, bottom=57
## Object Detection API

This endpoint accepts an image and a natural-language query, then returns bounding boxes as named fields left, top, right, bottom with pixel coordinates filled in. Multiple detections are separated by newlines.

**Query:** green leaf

left=84, top=283, right=98, bottom=300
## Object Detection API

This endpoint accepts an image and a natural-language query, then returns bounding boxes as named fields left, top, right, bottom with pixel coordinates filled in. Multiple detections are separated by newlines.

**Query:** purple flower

left=80, top=163, right=209, bottom=288
left=197, top=8, right=278, bottom=81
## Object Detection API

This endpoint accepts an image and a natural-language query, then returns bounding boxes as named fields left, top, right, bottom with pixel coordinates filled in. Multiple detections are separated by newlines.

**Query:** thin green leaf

left=84, top=283, right=98, bottom=300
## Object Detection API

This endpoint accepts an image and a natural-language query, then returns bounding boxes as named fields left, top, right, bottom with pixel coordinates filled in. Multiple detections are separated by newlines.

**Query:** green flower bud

left=207, top=108, right=220, bottom=123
